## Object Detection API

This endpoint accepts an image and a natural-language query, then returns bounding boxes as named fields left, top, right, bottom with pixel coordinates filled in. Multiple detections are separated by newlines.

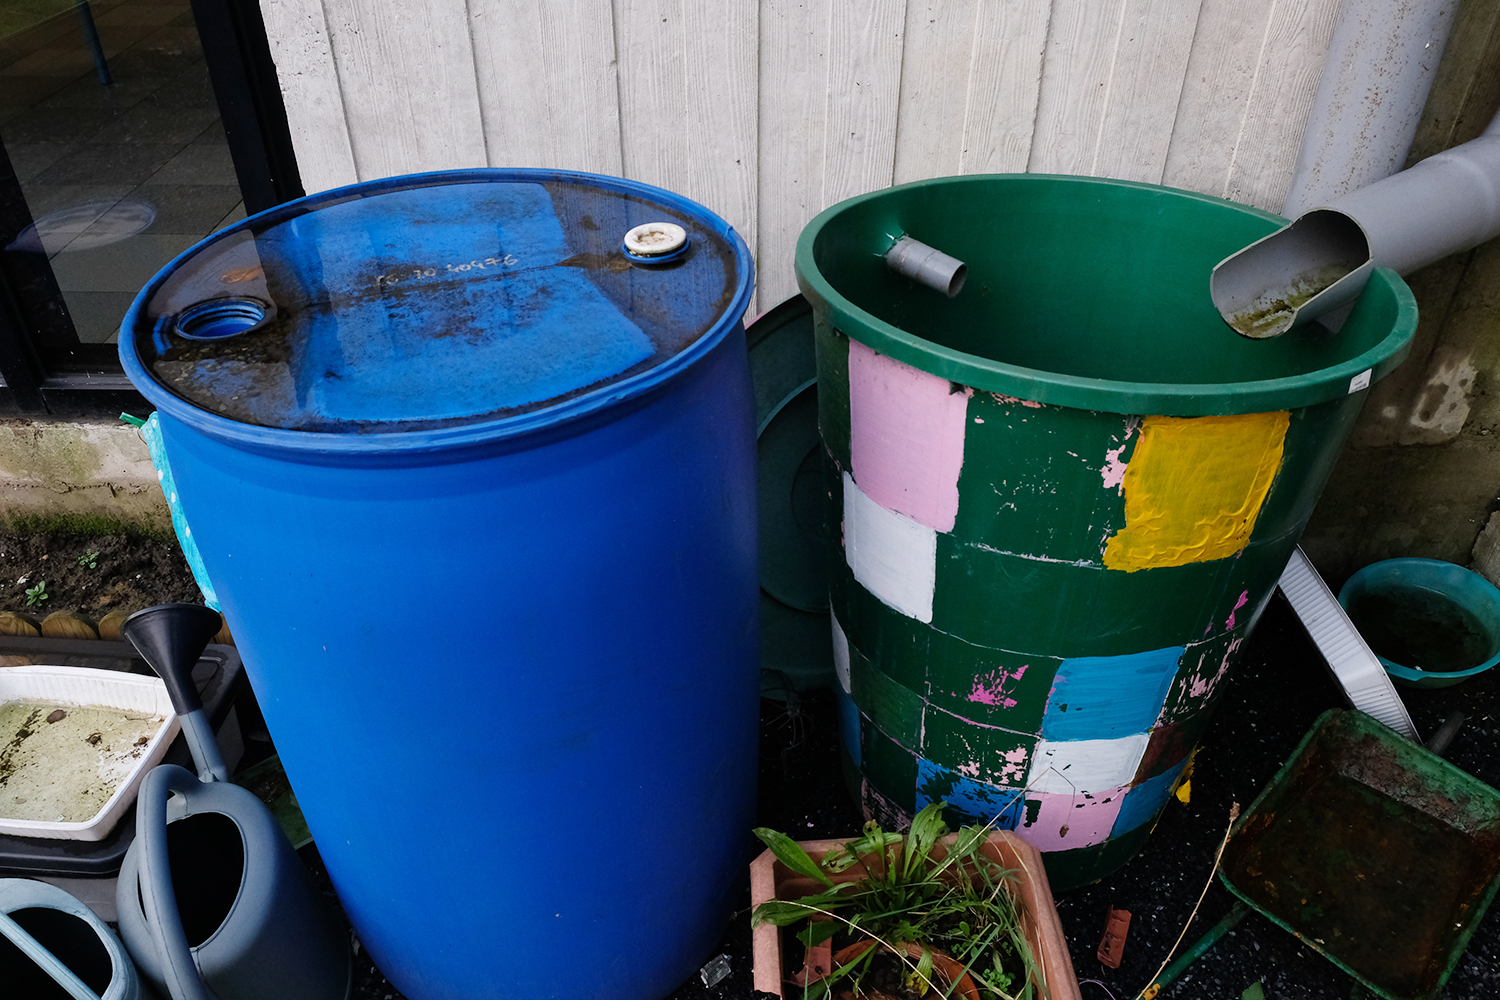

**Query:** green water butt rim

left=794, top=174, right=1418, bottom=417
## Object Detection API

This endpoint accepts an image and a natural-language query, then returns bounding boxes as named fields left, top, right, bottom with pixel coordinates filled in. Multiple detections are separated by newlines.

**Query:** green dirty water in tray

left=1223, top=717, right=1500, bottom=1000
left=1345, top=590, right=1496, bottom=673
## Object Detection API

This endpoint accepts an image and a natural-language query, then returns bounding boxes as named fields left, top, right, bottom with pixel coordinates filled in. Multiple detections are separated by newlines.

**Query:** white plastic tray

left=0, top=665, right=179, bottom=841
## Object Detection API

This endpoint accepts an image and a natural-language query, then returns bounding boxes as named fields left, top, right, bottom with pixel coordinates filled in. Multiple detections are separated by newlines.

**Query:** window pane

left=0, top=0, right=242, bottom=359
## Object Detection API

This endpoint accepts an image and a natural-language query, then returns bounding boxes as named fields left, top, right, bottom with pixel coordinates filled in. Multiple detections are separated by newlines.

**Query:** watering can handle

left=0, top=909, right=102, bottom=1000
left=136, top=763, right=221, bottom=1000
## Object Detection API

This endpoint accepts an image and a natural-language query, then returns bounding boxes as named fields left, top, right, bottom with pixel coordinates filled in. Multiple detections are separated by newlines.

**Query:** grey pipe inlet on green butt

left=885, top=235, right=967, bottom=297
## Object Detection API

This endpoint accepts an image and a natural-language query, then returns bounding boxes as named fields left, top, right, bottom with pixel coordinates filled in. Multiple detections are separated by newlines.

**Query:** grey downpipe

left=1212, top=0, right=1470, bottom=338
left=1281, top=0, right=1459, bottom=218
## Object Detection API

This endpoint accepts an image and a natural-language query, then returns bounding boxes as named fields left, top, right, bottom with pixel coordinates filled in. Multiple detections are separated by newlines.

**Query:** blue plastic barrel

left=118, top=169, right=759, bottom=1000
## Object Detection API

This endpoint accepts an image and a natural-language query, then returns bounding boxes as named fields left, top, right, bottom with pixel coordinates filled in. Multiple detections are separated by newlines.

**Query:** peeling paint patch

left=1160, top=637, right=1242, bottom=725
left=968, top=663, right=1029, bottom=707
left=997, top=744, right=1029, bottom=783
left=861, top=779, right=913, bottom=831
left=1100, top=420, right=1138, bottom=493
left=988, top=392, right=1043, bottom=409
left=1225, top=590, right=1249, bottom=630
left=915, top=757, right=1029, bottom=829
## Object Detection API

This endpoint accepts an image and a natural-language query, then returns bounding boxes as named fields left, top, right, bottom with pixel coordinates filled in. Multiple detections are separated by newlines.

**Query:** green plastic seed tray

left=1221, top=710, right=1500, bottom=1000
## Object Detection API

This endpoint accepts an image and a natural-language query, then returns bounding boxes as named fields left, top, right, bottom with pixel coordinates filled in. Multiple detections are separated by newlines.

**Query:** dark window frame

left=0, top=0, right=303, bottom=417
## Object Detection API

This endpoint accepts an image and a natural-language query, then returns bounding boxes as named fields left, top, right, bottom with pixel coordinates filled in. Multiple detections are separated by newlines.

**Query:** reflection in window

left=0, top=0, right=242, bottom=346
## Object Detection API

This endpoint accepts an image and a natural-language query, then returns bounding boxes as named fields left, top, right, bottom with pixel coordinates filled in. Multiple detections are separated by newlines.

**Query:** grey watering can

left=0, top=877, right=142, bottom=999
left=114, top=604, right=351, bottom=1000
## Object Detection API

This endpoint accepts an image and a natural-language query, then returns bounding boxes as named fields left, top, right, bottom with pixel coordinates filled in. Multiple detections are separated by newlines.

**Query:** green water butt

left=800, top=174, right=1417, bottom=889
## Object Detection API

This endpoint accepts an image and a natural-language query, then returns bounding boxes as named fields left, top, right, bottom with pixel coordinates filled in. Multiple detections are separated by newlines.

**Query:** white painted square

left=844, top=471, right=937, bottom=623
left=831, top=611, right=852, bottom=694
left=1026, top=733, right=1150, bottom=796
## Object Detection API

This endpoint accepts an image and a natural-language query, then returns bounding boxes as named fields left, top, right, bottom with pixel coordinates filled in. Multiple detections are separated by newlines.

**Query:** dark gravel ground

left=655, top=591, right=1500, bottom=1000
left=8, top=528, right=1495, bottom=1000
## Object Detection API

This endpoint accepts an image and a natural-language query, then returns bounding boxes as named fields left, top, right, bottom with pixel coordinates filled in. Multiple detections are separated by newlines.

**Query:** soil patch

left=0, top=530, right=203, bottom=621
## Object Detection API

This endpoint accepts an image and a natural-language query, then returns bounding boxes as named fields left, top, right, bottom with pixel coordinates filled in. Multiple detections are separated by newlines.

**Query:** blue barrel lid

left=120, top=170, right=752, bottom=444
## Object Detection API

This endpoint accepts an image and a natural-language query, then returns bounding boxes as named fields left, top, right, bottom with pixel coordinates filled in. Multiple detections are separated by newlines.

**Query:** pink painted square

left=1021, top=788, right=1127, bottom=852
left=848, top=340, right=968, bottom=533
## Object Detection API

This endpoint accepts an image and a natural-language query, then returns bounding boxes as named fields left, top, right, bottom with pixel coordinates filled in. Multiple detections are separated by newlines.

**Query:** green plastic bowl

left=1338, top=558, right=1500, bottom=689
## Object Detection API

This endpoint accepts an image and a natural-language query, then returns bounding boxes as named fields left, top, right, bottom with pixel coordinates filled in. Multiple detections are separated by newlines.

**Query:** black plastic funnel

left=121, top=604, right=228, bottom=782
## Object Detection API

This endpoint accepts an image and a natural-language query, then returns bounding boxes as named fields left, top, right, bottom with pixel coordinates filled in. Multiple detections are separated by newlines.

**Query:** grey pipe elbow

left=1214, top=133, right=1500, bottom=338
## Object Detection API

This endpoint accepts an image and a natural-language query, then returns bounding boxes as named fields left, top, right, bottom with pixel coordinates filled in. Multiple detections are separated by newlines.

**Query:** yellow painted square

left=1103, top=411, right=1289, bottom=572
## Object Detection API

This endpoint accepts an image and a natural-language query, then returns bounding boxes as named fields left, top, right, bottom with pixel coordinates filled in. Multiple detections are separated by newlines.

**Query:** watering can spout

left=121, top=604, right=228, bottom=782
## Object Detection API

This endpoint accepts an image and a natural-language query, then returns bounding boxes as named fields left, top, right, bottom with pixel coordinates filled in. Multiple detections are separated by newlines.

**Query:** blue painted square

left=1110, top=759, right=1189, bottom=837
left=915, top=758, right=1028, bottom=830
left=835, top=686, right=862, bottom=768
left=1042, top=646, right=1185, bottom=740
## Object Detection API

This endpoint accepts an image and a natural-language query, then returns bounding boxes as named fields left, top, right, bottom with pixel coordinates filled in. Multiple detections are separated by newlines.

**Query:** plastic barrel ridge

left=118, top=169, right=759, bottom=1000
left=795, top=174, right=1417, bottom=890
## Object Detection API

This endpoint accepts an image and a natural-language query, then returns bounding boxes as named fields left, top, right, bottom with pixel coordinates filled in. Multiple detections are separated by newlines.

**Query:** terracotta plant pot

left=831, top=939, right=980, bottom=1000
left=749, top=829, right=1081, bottom=999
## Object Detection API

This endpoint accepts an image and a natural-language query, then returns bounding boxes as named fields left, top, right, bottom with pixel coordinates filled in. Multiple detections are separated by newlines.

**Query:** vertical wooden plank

left=1161, top=0, right=1271, bottom=199
left=1222, top=0, right=1341, bottom=211
left=684, top=0, right=758, bottom=265
left=1090, top=0, right=1202, bottom=184
left=1164, top=0, right=1340, bottom=210
left=259, top=0, right=358, bottom=193
left=468, top=0, right=623, bottom=174
left=822, top=0, right=906, bottom=206
left=891, top=0, right=976, bottom=185
left=614, top=0, right=690, bottom=191
left=321, top=0, right=488, bottom=180
left=758, top=0, right=830, bottom=308
left=1027, top=0, right=1124, bottom=176
left=958, top=0, right=1050, bottom=175
left=614, top=0, right=758, bottom=304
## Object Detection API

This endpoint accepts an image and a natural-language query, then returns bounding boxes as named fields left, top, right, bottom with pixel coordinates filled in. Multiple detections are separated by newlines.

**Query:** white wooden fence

left=260, top=0, right=1343, bottom=311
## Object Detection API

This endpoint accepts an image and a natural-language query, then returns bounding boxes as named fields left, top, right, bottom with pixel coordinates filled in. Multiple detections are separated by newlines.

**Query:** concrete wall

left=0, top=419, right=170, bottom=535
left=1300, top=0, right=1500, bottom=586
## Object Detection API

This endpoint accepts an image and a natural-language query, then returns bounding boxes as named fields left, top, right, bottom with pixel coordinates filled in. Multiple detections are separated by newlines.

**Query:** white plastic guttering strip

left=1277, top=546, right=1419, bottom=741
